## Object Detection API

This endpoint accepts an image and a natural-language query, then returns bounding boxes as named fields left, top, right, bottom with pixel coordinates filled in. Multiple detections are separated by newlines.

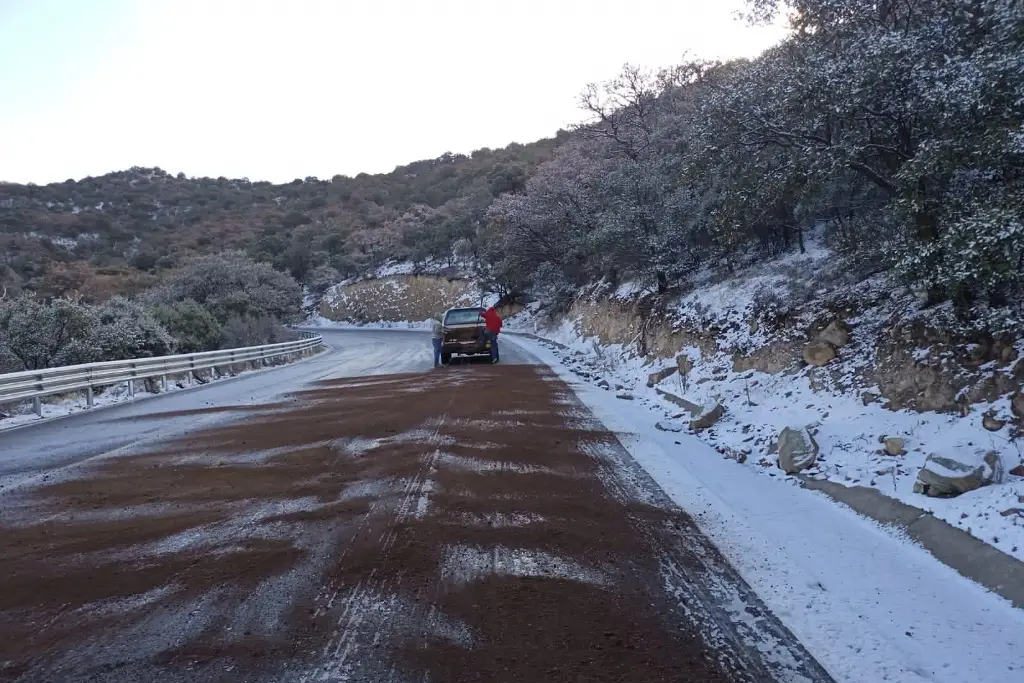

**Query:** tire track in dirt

left=300, top=385, right=458, bottom=683
left=0, top=365, right=833, bottom=683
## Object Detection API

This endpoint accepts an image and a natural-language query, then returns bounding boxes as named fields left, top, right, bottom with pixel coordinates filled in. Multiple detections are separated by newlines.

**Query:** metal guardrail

left=0, top=332, right=324, bottom=416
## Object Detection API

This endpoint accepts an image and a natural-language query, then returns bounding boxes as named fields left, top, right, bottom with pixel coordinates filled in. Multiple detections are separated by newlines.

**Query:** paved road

left=0, top=331, right=831, bottom=683
left=0, top=329, right=532, bottom=483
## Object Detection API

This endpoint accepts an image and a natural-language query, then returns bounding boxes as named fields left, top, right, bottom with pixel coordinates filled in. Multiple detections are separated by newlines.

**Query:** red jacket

left=482, top=307, right=503, bottom=334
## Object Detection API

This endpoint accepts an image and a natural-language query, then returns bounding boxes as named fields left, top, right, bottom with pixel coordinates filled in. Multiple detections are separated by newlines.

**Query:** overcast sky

left=0, top=0, right=787, bottom=185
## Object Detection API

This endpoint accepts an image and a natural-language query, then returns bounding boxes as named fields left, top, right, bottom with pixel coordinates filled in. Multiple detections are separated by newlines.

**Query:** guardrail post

left=33, top=396, right=42, bottom=417
left=161, top=375, right=168, bottom=392
left=86, top=366, right=94, bottom=407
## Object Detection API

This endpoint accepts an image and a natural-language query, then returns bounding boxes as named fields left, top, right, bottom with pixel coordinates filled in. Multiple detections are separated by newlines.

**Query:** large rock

left=777, top=426, right=819, bottom=474
left=982, top=411, right=1006, bottom=432
left=913, top=449, right=1004, bottom=497
left=803, top=341, right=837, bottom=367
left=882, top=436, right=905, bottom=456
left=647, top=366, right=678, bottom=387
left=655, top=388, right=702, bottom=416
left=818, top=320, right=851, bottom=348
left=690, top=402, right=725, bottom=431
left=655, top=418, right=686, bottom=433
left=1012, top=391, right=1024, bottom=420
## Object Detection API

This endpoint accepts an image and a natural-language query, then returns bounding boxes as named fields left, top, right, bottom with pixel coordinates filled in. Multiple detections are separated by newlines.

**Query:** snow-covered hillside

left=507, top=232, right=1024, bottom=562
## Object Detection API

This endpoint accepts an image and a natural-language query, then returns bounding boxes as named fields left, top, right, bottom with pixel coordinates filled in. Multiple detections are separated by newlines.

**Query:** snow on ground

left=513, top=310, right=1024, bottom=562
left=509, top=334, right=1024, bottom=683
left=503, top=229, right=1024, bottom=561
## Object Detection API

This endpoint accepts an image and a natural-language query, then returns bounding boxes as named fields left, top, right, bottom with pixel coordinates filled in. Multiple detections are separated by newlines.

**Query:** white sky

left=0, top=0, right=787, bottom=184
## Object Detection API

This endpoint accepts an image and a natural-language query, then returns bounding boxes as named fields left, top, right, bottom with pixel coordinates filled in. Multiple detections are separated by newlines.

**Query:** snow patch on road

left=439, top=544, right=611, bottom=587
left=447, top=418, right=527, bottom=430
left=146, top=498, right=324, bottom=555
left=449, top=512, right=547, bottom=528
left=436, top=451, right=564, bottom=475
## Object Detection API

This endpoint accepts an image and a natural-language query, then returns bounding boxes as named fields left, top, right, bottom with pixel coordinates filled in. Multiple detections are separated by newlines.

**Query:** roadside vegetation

left=0, top=251, right=301, bottom=373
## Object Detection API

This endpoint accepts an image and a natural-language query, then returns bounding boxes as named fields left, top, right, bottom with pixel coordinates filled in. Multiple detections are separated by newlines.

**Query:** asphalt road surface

left=0, top=330, right=834, bottom=683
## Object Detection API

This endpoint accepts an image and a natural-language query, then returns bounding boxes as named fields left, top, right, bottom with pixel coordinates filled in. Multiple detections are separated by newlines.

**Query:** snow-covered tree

left=91, top=296, right=175, bottom=360
left=0, top=295, right=96, bottom=370
left=144, top=251, right=303, bottom=327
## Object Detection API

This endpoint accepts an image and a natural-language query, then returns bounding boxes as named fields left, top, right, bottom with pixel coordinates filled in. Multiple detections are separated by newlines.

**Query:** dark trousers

left=483, top=331, right=498, bottom=361
left=432, top=337, right=442, bottom=365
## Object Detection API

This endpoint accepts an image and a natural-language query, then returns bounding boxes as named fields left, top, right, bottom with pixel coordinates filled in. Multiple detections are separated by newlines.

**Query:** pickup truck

left=440, top=306, right=490, bottom=364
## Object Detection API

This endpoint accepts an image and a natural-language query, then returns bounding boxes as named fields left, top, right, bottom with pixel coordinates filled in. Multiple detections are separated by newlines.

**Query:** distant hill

left=0, top=133, right=567, bottom=301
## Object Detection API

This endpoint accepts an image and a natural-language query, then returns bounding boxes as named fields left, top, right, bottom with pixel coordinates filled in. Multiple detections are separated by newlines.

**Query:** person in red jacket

left=480, top=306, right=502, bottom=363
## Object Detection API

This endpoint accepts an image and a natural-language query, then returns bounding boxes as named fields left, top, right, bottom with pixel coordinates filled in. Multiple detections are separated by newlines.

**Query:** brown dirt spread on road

left=0, top=365, right=770, bottom=682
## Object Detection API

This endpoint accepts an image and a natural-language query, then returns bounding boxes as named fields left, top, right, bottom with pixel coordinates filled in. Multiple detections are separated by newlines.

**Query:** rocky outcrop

left=802, top=320, right=851, bottom=367
left=777, top=427, right=819, bottom=474
left=802, top=341, right=837, bottom=367
left=818, top=320, right=852, bottom=348
left=554, top=285, right=1024, bottom=418
left=321, top=275, right=481, bottom=323
left=913, top=450, right=1004, bottom=497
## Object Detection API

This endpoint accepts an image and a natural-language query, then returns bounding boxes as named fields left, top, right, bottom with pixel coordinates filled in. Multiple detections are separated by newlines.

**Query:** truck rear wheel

left=441, top=352, right=452, bottom=365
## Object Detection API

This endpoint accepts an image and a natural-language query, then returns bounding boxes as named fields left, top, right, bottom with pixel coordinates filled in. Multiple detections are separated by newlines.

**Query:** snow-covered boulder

left=777, top=426, right=819, bottom=474
left=690, top=402, right=725, bottom=431
left=882, top=436, right=905, bottom=456
left=655, top=418, right=686, bottom=432
left=913, top=449, right=1005, bottom=497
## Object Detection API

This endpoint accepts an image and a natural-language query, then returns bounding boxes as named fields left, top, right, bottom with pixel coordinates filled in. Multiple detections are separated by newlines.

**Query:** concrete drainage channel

left=800, top=477, right=1024, bottom=609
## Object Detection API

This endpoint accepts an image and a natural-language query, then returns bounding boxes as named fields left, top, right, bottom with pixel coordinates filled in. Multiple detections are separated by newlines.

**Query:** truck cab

left=440, top=306, right=488, bottom=363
